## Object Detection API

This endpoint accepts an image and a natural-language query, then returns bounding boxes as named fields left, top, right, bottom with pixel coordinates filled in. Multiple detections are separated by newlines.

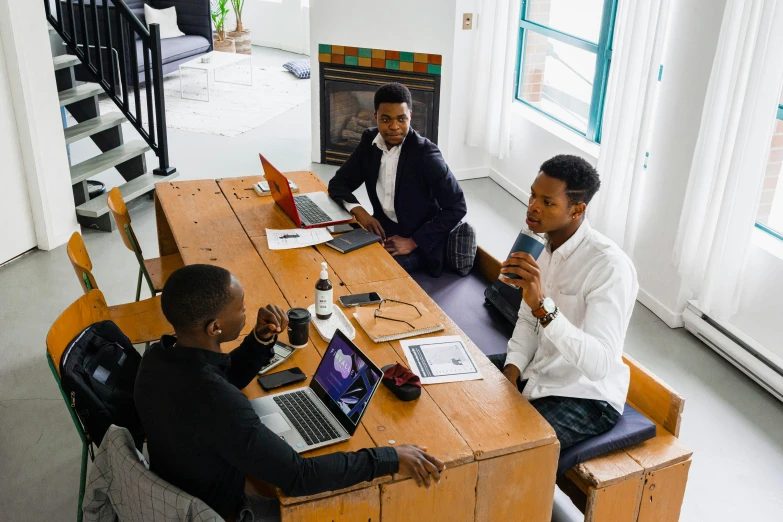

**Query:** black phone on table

left=327, top=223, right=360, bottom=233
left=257, top=367, right=306, bottom=391
left=338, top=292, right=383, bottom=307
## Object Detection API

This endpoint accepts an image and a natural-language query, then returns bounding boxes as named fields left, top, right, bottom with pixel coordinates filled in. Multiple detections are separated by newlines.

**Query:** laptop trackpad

left=260, top=412, right=292, bottom=434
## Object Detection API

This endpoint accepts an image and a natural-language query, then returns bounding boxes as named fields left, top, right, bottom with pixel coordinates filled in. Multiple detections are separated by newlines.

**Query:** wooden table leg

left=154, top=191, right=178, bottom=257
left=474, top=443, right=559, bottom=522
left=636, top=459, right=691, bottom=522
left=380, top=463, right=479, bottom=522
left=280, top=486, right=380, bottom=522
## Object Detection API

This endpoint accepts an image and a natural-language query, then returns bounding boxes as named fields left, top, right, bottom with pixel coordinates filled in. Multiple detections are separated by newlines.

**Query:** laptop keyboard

left=274, top=390, right=341, bottom=446
left=294, top=195, right=333, bottom=225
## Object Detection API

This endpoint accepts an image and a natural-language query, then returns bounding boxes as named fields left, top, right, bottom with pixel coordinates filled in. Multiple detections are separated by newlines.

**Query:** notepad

left=353, top=301, right=444, bottom=343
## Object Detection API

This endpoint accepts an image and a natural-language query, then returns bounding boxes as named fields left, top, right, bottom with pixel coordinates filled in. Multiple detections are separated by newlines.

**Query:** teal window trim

left=514, top=0, right=618, bottom=144
left=754, top=106, right=783, bottom=241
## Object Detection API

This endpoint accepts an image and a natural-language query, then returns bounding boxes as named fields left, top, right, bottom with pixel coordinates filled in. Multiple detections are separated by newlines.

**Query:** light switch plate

left=463, top=13, right=473, bottom=30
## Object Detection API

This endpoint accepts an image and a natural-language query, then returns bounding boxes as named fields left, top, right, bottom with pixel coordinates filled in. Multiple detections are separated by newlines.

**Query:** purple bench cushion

left=411, top=269, right=513, bottom=356
left=412, top=267, right=657, bottom=475
left=135, top=35, right=210, bottom=70
left=558, top=403, right=656, bottom=476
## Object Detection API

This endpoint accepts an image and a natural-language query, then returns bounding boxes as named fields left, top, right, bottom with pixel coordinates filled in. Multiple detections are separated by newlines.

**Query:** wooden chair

left=66, top=232, right=173, bottom=344
left=476, top=247, right=693, bottom=522
left=106, top=188, right=183, bottom=301
left=46, top=289, right=172, bottom=522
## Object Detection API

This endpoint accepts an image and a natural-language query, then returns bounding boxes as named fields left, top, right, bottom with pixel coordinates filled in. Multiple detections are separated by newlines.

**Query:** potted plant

left=228, top=0, right=251, bottom=55
left=211, top=0, right=235, bottom=53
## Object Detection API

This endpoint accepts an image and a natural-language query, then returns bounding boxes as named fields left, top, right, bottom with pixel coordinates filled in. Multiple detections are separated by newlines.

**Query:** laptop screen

left=312, top=331, right=382, bottom=430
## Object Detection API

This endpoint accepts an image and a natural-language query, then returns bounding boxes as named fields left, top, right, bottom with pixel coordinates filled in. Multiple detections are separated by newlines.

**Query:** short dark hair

left=539, top=155, right=601, bottom=206
left=374, top=82, right=412, bottom=111
left=161, top=264, right=234, bottom=331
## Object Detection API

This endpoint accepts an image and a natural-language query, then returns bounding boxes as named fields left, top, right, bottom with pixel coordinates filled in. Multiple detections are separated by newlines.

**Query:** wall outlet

left=463, top=13, right=473, bottom=30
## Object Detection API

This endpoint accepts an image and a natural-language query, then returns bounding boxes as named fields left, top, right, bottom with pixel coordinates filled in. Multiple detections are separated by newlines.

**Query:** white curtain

left=464, top=0, right=521, bottom=159
left=673, top=0, right=783, bottom=320
left=588, top=0, right=671, bottom=256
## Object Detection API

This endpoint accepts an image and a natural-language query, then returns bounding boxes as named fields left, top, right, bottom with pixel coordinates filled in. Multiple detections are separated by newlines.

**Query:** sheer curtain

left=464, top=0, right=521, bottom=159
left=587, top=0, right=671, bottom=256
left=673, top=0, right=783, bottom=320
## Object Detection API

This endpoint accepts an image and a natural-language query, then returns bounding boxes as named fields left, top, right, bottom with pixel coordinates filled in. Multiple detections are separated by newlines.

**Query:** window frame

left=754, top=103, right=783, bottom=241
left=514, top=0, right=618, bottom=143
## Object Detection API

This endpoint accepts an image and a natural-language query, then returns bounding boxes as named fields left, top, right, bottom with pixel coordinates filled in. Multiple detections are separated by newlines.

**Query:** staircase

left=45, top=0, right=179, bottom=232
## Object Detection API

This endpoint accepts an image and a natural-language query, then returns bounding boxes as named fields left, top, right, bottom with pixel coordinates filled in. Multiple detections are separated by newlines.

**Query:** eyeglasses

left=374, top=299, right=422, bottom=330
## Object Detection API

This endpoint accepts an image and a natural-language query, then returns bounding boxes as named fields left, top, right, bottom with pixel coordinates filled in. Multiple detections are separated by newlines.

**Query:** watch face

left=543, top=297, right=556, bottom=314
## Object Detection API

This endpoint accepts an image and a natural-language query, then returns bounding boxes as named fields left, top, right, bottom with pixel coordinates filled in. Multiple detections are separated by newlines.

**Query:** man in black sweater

left=135, top=264, right=444, bottom=521
left=328, top=83, right=467, bottom=276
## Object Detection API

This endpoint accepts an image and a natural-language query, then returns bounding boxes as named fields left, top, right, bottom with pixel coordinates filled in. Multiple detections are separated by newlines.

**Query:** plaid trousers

left=488, top=354, right=620, bottom=449
left=394, top=249, right=425, bottom=273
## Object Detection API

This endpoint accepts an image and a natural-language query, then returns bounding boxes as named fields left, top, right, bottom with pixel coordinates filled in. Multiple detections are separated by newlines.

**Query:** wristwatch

left=532, top=297, right=558, bottom=328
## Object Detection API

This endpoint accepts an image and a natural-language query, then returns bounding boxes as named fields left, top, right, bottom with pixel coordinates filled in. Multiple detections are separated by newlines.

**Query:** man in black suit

left=328, top=83, right=467, bottom=276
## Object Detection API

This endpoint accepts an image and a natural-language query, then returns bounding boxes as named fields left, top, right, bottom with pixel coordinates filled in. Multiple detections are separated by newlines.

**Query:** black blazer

left=328, top=128, right=467, bottom=276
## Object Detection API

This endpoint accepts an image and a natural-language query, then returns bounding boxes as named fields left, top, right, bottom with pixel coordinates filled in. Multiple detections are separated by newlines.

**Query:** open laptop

left=250, top=329, right=383, bottom=453
left=259, top=153, right=353, bottom=228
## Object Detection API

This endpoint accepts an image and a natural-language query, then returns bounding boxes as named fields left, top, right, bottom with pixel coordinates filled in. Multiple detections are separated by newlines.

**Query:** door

left=0, top=35, right=37, bottom=265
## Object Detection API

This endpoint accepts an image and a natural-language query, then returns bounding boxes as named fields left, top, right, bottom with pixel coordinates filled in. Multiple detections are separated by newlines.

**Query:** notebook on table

left=354, top=301, right=444, bottom=343
left=325, top=228, right=382, bottom=254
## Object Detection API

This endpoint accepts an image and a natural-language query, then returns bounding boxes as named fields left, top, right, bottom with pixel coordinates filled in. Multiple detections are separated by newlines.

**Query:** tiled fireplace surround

left=318, top=44, right=442, bottom=165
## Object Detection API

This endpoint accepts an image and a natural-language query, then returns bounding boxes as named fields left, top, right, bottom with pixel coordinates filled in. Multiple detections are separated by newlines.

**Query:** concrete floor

left=2, top=47, right=782, bottom=522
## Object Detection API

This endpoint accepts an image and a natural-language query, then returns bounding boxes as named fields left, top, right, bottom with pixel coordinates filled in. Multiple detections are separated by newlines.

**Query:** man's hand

left=500, top=252, right=544, bottom=310
left=384, top=235, right=417, bottom=257
left=502, top=364, right=521, bottom=386
left=395, top=444, right=445, bottom=488
left=351, top=207, right=386, bottom=240
left=255, top=305, right=289, bottom=341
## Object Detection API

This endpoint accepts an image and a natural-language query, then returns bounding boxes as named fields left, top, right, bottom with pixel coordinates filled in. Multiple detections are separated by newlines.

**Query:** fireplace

left=319, top=45, right=441, bottom=165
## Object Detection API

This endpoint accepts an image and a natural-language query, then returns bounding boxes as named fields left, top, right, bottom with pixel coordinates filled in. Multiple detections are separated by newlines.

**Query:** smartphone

left=338, top=292, right=383, bottom=307
left=257, top=367, right=306, bottom=391
left=258, top=341, right=296, bottom=375
left=327, top=223, right=360, bottom=233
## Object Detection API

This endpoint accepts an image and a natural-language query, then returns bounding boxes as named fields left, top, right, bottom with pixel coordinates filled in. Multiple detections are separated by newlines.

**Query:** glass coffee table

left=179, top=51, right=253, bottom=102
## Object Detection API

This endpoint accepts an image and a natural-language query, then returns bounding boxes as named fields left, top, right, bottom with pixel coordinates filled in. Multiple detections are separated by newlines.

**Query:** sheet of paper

left=266, top=228, right=333, bottom=250
left=401, top=335, right=483, bottom=385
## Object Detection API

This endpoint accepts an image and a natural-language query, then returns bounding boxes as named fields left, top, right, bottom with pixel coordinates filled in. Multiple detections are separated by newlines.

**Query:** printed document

left=401, top=336, right=483, bottom=385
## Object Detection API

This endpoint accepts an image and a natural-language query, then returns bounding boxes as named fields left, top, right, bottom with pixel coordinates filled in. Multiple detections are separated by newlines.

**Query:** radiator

left=683, top=302, right=783, bottom=402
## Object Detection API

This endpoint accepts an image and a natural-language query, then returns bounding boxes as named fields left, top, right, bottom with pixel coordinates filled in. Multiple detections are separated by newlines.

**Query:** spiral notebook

left=353, top=301, right=444, bottom=343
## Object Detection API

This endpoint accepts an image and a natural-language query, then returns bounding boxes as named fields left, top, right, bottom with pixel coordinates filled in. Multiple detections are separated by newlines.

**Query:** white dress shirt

left=343, top=133, right=402, bottom=223
left=506, top=220, right=638, bottom=414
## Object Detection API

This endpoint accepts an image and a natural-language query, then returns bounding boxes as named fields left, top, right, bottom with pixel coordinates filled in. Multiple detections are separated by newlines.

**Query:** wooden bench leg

left=280, top=486, right=380, bottom=522
left=636, top=459, right=691, bottom=522
left=559, top=471, right=643, bottom=522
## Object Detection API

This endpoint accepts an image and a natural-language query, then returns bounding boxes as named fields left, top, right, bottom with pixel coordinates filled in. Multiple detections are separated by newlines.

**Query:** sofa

left=61, top=0, right=212, bottom=85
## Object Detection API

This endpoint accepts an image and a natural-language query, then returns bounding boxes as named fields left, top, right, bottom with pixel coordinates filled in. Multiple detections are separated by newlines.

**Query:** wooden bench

left=476, top=247, right=693, bottom=522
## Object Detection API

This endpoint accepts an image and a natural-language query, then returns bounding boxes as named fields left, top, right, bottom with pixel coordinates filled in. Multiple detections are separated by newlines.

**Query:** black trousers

left=488, top=353, right=620, bottom=449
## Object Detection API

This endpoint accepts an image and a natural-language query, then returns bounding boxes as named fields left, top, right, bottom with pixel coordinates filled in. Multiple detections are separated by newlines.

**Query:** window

left=756, top=87, right=783, bottom=241
left=515, top=0, right=618, bottom=142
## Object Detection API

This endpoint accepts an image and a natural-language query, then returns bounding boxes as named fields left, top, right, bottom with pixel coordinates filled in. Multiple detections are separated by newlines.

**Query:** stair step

left=64, top=113, right=127, bottom=145
left=53, top=54, right=80, bottom=71
left=76, top=171, right=180, bottom=218
left=70, top=141, right=151, bottom=185
left=58, top=83, right=104, bottom=107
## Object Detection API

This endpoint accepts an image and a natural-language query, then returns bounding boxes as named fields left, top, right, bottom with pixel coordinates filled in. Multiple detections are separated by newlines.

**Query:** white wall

left=237, top=0, right=310, bottom=55
left=0, top=0, right=79, bottom=251
left=632, top=0, right=727, bottom=327
left=0, top=37, right=37, bottom=264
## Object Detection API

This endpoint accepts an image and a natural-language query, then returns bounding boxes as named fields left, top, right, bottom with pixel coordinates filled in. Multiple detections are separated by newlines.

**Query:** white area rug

left=99, top=65, right=310, bottom=138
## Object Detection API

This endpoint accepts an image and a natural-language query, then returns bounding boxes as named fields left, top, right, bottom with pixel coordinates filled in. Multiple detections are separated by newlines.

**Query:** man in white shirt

left=328, top=83, right=468, bottom=276
left=490, top=155, right=639, bottom=449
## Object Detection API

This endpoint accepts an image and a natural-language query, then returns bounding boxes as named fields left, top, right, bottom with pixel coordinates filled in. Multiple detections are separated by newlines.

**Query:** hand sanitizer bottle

left=315, top=262, right=333, bottom=320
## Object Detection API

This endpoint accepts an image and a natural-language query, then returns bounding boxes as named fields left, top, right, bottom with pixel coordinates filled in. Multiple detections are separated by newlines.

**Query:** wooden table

left=154, top=172, right=559, bottom=522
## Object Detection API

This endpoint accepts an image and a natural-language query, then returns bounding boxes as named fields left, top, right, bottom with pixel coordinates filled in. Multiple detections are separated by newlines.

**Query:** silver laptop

left=250, top=329, right=383, bottom=453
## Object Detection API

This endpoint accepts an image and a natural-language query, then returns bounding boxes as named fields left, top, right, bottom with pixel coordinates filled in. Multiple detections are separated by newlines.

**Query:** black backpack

left=59, top=321, right=145, bottom=452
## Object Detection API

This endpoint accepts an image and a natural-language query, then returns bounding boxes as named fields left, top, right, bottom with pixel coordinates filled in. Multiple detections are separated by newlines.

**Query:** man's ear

left=572, top=202, right=587, bottom=220
left=205, top=319, right=222, bottom=337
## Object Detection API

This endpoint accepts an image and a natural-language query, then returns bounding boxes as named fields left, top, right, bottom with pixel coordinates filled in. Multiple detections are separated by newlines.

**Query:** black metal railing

left=45, top=0, right=175, bottom=175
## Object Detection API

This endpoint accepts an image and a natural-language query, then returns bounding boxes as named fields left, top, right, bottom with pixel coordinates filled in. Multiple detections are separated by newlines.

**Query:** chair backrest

left=46, top=290, right=112, bottom=374
left=107, top=188, right=144, bottom=257
left=67, top=232, right=100, bottom=294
